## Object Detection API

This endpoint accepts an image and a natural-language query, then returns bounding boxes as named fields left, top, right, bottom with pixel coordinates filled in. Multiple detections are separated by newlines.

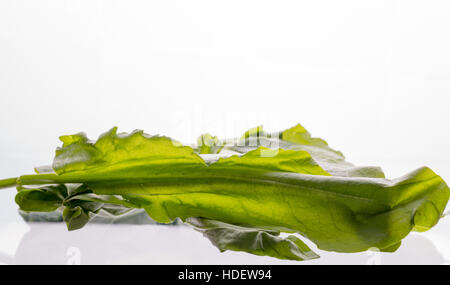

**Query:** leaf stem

left=0, top=177, right=18, bottom=189
left=18, top=173, right=62, bottom=185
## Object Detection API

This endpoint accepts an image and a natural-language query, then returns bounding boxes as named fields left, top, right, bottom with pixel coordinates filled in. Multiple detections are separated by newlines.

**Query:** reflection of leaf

left=187, top=217, right=319, bottom=261
left=19, top=210, right=64, bottom=222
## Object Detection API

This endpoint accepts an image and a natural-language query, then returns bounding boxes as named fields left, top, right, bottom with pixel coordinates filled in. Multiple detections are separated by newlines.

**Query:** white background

left=0, top=0, right=449, bottom=264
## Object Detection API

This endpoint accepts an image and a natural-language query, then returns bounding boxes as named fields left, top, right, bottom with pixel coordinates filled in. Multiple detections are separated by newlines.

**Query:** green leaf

left=53, top=127, right=205, bottom=175
left=8, top=125, right=450, bottom=261
left=210, top=147, right=330, bottom=176
left=197, top=133, right=223, bottom=154
left=222, top=124, right=385, bottom=178
left=63, top=206, right=90, bottom=231
left=413, top=201, right=441, bottom=232
left=117, top=165, right=448, bottom=253
left=15, top=182, right=142, bottom=230
left=15, top=185, right=65, bottom=212
left=241, top=125, right=267, bottom=140
left=281, top=124, right=340, bottom=152
left=187, top=217, right=319, bottom=261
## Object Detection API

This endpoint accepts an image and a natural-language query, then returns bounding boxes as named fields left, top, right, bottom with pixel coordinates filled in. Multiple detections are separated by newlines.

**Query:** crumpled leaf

left=53, top=127, right=204, bottom=175
left=15, top=183, right=142, bottom=231
left=186, top=217, right=319, bottom=261
left=63, top=205, right=91, bottom=231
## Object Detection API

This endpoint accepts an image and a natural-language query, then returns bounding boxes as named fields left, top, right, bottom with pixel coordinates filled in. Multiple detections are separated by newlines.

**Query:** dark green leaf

left=15, top=186, right=64, bottom=212
left=63, top=206, right=90, bottom=231
left=187, top=217, right=319, bottom=261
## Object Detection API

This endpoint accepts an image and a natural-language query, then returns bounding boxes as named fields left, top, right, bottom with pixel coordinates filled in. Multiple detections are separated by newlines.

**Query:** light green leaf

left=53, top=127, right=205, bottom=175
left=221, top=124, right=385, bottom=178
left=6, top=125, right=450, bottom=261
left=241, top=125, right=267, bottom=139
left=117, top=165, right=448, bottom=253
left=210, top=147, right=330, bottom=176
left=197, top=133, right=223, bottom=154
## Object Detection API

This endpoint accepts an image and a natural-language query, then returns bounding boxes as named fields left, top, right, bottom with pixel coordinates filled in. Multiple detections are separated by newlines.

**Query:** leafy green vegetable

left=197, top=133, right=223, bottom=154
left=15, top=183, right=137, bottom=230
left=0, top=123, right=448, bottom=261
left=186, top=217, right=319, bottom=261
left=219, top=124, right=385, bottom=178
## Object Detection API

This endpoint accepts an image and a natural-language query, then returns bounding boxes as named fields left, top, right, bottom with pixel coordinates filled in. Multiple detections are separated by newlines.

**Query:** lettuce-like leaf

left=1, top=123, right=449, bottom=261
left=215, top=124, right=385, bottom=178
